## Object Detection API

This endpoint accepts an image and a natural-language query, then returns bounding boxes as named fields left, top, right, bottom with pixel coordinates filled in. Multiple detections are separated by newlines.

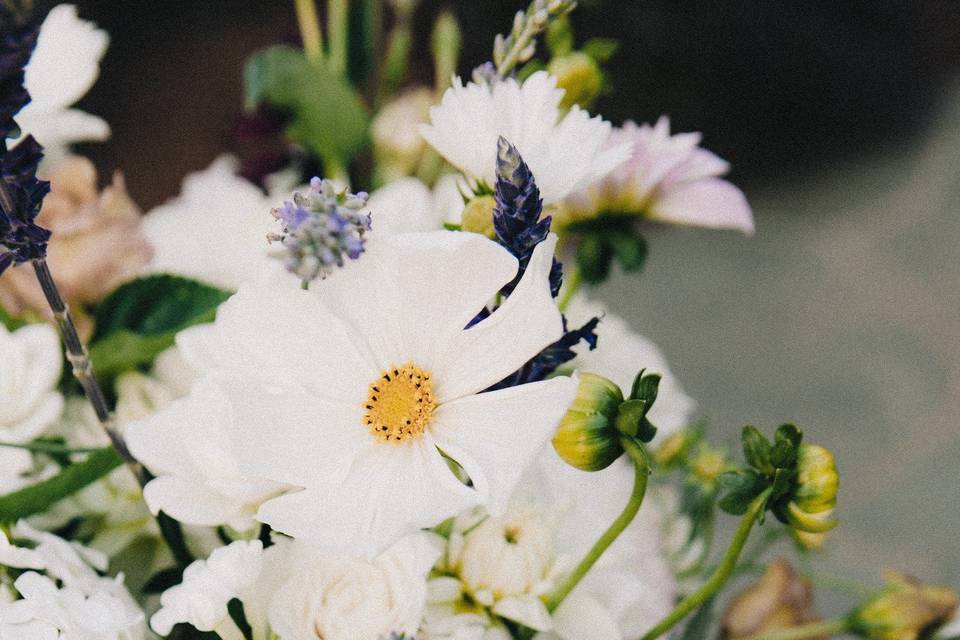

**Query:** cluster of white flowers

left=0, top=3, right=769, bottom=640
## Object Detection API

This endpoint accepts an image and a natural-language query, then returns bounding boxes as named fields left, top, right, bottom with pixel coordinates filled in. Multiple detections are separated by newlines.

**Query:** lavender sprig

left=489, top=0, right=577, bottom=78
left=268, top=177, right=371, bottom=287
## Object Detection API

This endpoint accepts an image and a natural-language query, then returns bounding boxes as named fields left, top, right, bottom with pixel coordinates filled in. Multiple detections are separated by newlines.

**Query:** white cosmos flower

left=12, top=4, right=110, bottom=165
left=0, top=323, right=63, bottom=444
left=419, top=71, right=630, bottom=204
left=561, top=117, right=754, bottom=234
left=142, top=155, right=294, bottom=290
left=127, top=231, right=577, bottom=558
left=565, top=294, right=695, bottom=437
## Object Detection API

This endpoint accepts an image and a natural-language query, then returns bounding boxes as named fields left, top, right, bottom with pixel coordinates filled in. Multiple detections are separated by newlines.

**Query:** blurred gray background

left=49, top=0, right=960, bottom=591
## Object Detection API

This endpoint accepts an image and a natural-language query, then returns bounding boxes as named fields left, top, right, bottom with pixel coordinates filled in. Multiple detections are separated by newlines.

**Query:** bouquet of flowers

left=1, top=1, right=957, bottom=639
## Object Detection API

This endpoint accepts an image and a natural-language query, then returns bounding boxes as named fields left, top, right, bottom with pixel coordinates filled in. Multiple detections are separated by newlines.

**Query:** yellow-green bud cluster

left=786, top=444, right=839, bottom=534
left=850, top=572, right=958, bottom=640
left=549, top=52, right=603, bottom=109
left=553, top=369, right=660, bottom=471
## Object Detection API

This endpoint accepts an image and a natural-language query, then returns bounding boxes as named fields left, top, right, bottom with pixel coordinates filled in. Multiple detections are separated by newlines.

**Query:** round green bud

left=850, top=572, right=959, bottom=640
left=553, top=372, right=624, bottom=471
left=461, top=195, right=497, bottom=239
left=549, top=52, right=604, bottom=110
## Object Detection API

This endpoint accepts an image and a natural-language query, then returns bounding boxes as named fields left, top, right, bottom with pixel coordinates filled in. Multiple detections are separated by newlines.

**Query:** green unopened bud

left=549, top=52, right=603, bottom=109
left=461, top=195, right=497, bottom=239
left=850, top=572, right=959, bottom=640
left=786, top=443, right=839, bottom=534
left=553, top=372, right=623, bottom=471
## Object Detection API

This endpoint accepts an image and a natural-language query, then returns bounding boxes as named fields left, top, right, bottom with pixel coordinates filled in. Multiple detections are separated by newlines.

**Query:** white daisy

left=13, top=4, right=110, bottom=165
left=419, top=71, right=630, bottom=204
left=364, top=174, right=465, bottom=235
left=127, top=230, right=578, bottom=558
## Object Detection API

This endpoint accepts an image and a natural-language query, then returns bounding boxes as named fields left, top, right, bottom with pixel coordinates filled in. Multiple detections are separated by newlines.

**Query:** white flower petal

left=256, top=437, right=478, bottom=559
left=430, top=374, right=578, bottom=514
left=550, top=591, right=623, bottom=640
left=650, top=177, right=754, bottom=235
left=433, top=235, right=563, bottom=401
left=493, top=595, right=553, bottom=631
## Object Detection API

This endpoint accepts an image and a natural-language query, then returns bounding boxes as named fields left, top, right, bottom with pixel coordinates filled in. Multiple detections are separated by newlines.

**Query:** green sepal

left=0, top=448, right=123, bottom=522
left=575, top=233, right=614, bottom=284
left=614, top=399, right=647, bottom=438
left=741, top=425, right=774, bottom=474
left=769, top=467, right=796, bottom=503
left=630, top=370, right=660, bottom=404
left=609, top=232, right=648, bottom=273
left=717, top=468, right=766, bottom=515
left=581, top=37, right=620, bottom=63
left=770, top=423, right=803, bottom=468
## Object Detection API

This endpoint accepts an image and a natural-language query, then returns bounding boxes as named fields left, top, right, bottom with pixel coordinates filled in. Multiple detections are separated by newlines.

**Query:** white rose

left=0, top=323, right=63, bottom=444
left=268, top=533, right=441, bottom=640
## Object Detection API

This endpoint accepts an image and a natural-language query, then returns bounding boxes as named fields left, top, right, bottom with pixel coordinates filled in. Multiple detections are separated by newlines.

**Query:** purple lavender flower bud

left=268, top=178, right=371, bottom=286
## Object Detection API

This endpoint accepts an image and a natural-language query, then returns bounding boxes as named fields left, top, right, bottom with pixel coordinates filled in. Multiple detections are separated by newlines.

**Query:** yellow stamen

left=363, top=362, right=436, bottom=443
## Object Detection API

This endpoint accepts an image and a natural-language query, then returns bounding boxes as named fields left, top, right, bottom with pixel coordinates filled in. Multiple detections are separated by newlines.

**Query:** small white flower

left=420, top=71, right=630, bottom=204
left=151, top=539, right=265, bottom=638
left=0, top=525, right=145, bottom=640
left=267, top=533, right=441, bottom=640
left=565, top=294, right=695, bottom=437
left=365, top=175, right=465, bottom=235
left=13, top=4, right=110, bottom=165
left=128, top=231, right=578, bottom=557
left=562, top=117, right=754, bottom=234
left=0, top=323, right=63, bottom=444
left=142, top=155, right=292, bottom=290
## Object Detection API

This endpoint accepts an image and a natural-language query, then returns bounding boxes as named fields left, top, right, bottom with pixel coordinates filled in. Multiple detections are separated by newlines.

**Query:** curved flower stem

left=640, top=488, right=773, bottom=640
left=749, top=617, right=849, bottom=640
left=30, top=258, right=142, bottom=482
left=294, top=0, right=323, bottom=65
left=544, top=437, right=650, bottom=613
left=557, top=263, right=581, bottom=313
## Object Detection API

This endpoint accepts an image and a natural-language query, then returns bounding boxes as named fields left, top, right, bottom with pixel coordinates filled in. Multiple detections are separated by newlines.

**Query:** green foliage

left=0, top=448, right=123, bottom=522
left=718, top=424, right=807, bottom=519
left=88, top=275, right=231, bottom=379
left=0, top=305, right=26, bottom=330
left=545, top=16, right=574, bottom=57
left=581, top=37, right=620, bottom=63
left=245, top=45, right=370, bottom=167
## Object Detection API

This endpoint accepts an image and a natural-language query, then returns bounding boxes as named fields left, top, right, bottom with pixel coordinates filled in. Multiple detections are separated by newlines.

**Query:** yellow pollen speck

left=363, top=362, right=436, bottom=444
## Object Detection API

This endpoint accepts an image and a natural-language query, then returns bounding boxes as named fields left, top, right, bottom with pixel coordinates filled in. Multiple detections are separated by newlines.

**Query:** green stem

left=294, top=0, right=323, bottom=64
left=557, top=263, right=582, bottom=313
left=327, top=0, right=349, bottom=77
left=544, top=438, right=650, bottom=612
left=640, top=489, right=772, bottom=640
left=749, top=617, right=849, bottom=640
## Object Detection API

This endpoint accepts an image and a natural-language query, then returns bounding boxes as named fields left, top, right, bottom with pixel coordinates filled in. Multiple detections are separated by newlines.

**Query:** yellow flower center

left=363, top=363, right=436, bottom=443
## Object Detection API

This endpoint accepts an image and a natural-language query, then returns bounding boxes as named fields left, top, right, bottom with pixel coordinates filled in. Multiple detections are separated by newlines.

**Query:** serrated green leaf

left=582, top=37, right=620, bottom=63
left=245, top=45, right=370, bottom=165
left=0, top=448, right=123, bottom=522
left=741, top=425, right=773, bottom=473
left=717, top=468, right=765, bottom=515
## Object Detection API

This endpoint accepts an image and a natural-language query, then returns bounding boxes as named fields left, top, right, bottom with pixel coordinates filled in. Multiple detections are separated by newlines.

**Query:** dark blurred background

left=41, top=0, right=960, bottom=590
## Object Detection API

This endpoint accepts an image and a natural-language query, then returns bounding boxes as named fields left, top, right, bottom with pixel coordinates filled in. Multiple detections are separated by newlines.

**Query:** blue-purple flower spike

left=0, top=5, right=50, bottom=275
left=268, top=177, right=371, bottom=286
left=486, top=136, right=599, bottom=390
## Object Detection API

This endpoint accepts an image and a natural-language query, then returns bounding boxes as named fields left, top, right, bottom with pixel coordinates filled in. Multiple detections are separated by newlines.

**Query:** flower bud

left=786, top=444, right=839, bottom=534
left=461, top=195, right=497, bottom=239
left=850, top=572, right=959, bottom=640
left=721, top=558, right=821, bottom=640
left=690, top=443, right=729, bottom=485
left=548, top=52, right=604, bottom=109
left=552, top=372, right=623, bottom=471
left=654, top=429, right=695, bottom=468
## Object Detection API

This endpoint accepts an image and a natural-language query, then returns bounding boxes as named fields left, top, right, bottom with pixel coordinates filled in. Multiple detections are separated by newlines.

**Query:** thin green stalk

left=294, top=0, right=323, bottom=64
left=327, top=0, right=349, bottom=77
left=557, top=263, right=582, bottom=313
left=749, top=617, right=849, bottom=640
left=640, top=489, right=772, bottom=640
left=544, top=438, right=650, bottom=612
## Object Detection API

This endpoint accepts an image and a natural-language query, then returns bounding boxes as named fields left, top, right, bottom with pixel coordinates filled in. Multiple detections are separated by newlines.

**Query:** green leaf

left=92, top=275, right=231, bottom=341
left=0, top=448, right=123, bottom=522
left=717, top=468, right=765, bottom=515
left=769, top=467, right=796, bottom=502
left=142, top=566, right=184, bottom=594
left=88, top=331, right=179, bottom=378
left=741, top=425, right=773, bottom=473
left=581, top=37, right=620, bottom=63
left=245, top=45, right=370, bottom=165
